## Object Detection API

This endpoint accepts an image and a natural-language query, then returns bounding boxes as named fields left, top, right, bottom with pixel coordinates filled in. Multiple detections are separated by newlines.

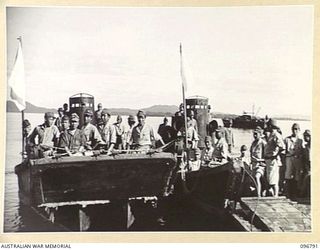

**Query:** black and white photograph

left=5, top=5, right=313, bottom=233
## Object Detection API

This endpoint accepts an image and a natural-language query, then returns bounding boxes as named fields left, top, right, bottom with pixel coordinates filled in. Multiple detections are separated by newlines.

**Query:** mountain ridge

left=6, top=100, right=311, bottom=121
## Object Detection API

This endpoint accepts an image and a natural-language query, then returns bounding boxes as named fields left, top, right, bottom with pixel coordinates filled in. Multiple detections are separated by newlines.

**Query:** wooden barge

left=15, top=152, right=178, bottom=230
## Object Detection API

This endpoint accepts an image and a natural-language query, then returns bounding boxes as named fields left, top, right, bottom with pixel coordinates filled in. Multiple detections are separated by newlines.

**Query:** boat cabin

left=69, top=93, right=95, bottom=127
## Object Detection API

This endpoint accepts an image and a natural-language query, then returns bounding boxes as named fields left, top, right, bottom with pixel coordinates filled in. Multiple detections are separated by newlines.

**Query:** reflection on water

left=4, top=112, right=311, bottom=232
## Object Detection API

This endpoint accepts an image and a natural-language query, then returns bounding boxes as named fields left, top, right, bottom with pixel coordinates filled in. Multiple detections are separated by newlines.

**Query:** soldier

left=301, top=129, right=311, bottom=197
left=189, top=110, right=198, bottom=132
left=29, top=112, right=60, bottom=158
left=157, top=117, right=174, bottom=144
left=201, top=135, right=214, bottom=165
left=264, top=119, right=285, bottom=197
left=224, top=119, right=235, bottom=153
left=212, top=128, right=229, bottom=163
left=250, top=128, right=267, bottom=197
left=58, top=114, right=86, bottom=154
left=113, top=115, right=126, bottom=150
left=94, top=103, right=103, bottom=124
left=55, top=107, right=65, bottom=131
left=175, top=103, right=184, bottom=117
left=81, top=109, right=102, bottom=150
left=130, top=110, right=164, bottom=151
left=98, top=109, right=112, bottom=146
left=63, top=103, right=69, bottom=116
left=22, top=119, right=32, bottom=159
left=125, top=115, right=136, bottom=149
left=284, top=123, right=304, bottom=199
left=60, top=115, right=70, bottom=132
left=186, top=116, right=199, bottom=149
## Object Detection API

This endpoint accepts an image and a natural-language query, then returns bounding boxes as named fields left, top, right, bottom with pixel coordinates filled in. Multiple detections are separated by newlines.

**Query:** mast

left=9, top=36, right=26, bottom=160
left=18, top=36, right=25, bottom=159
left=179, top=43, right=189, bottom=169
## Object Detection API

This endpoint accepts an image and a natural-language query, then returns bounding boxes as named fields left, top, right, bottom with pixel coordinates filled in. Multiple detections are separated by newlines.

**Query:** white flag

left=8, top=39, right=26, bottom=111
left=180, top=44, right=187, bottom=92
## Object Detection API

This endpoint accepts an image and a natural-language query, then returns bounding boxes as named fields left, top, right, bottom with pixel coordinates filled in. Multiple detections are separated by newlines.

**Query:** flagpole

left=17, top=36, right=25, bottom=160
left=180, top=43, right=189, bottom=169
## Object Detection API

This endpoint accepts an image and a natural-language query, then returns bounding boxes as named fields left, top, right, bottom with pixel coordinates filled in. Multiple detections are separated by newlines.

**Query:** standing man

left=94, top=103, right=103, bottom=124
left=29, top=112, right=60, bottom=157
left=55, top=108, right=65, bottom=131
left=186, top=116, right=199, bottom=149
left=301, top=129, right=311, bottom=197
left=58, top=114, right=86, bottom=154
left=201, top=135, right=215, bottom=165
left=224, top=119, right=235, bottom=153
left=158, top=117, right=174, bottom=144
left=175, top=103, right=184, bottom=117
left=264, top=119, right=285, bottom=197
left=250, top=128, right=266, bottom=197
left=63, top=103, right=69, bottom=117
left=284, top=123, right=304, bottom=199
left=22, top=119, right=32, bottom=159
left=130, top=110, right=164, bottom=151
left=81, top=109, right=102, bottom=150
left=189, top=110, right=198, bottom=132
left=212, top=128, right=229, bottom=163
left=125, top=115, right=136, bottom=149
left=99, top=109, right=112, bottom=147
left=113, top=115, right=126, bottom=150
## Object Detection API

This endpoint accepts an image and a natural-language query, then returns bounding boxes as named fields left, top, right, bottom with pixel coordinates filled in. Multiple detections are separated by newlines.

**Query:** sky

left=6, top=6, right=313, bottom=117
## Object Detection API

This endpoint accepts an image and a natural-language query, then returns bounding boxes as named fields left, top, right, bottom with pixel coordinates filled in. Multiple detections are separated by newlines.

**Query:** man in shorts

left=250, top=128, right=267, bottom=197
left=264, top=119, right=285, bottom=197
left=284, top=123, right=304, bottom=198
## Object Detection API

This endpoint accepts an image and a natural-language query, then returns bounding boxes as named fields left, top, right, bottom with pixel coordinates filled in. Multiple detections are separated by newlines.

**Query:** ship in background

left=223, top=105, right=266, bottom=129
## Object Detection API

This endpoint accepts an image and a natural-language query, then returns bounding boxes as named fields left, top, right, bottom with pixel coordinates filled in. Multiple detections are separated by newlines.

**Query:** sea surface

left=3, top=112, right=311, bottom=232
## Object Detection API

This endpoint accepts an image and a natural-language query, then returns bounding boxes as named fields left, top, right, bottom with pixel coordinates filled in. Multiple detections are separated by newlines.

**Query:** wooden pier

left=230, top=196, right=311, bottom=232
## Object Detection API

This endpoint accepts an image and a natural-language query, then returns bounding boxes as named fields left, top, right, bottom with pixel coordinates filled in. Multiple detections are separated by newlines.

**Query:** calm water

left=4, top=112, right=311, bottom=232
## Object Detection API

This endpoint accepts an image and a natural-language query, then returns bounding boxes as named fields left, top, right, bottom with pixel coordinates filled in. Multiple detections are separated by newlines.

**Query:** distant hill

left=6, top=100, right=310, bottom=121
left=7, top=100, right=56, bottom=113
left=6, top=101, right=179, bottom=117
left=273, top=114, right=311, bottom=121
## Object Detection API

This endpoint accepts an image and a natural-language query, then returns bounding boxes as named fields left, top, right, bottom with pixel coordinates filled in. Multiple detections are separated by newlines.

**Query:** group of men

left=22, top=103, right=165, bottom=158
left=238, top=119, right=311, bottom=199
left=21, top=103, right=311, bottom=199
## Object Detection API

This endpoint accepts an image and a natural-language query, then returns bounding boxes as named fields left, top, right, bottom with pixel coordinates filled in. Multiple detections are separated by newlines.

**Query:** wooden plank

left=79, top=208, right=91, bottom=231
left=240, top=196, right=311, bottom=232
left=30, top=155, right=176, bottom=205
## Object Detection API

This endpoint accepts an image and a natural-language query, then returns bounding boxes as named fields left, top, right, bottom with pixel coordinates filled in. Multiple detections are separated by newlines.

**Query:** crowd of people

left=237, top=120, right=311, bottom=199
left=22, top=103, right=165, bottom=159
left=21, top=102, right=311, bottom=199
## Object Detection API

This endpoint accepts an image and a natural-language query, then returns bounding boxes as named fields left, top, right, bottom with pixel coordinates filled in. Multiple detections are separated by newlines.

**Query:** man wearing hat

left=224, top=119, right=234, bottom=153
left=124, top=115, right=136, bottom=149
left=157, top=117, right=174, bottom=144
left=201, top=135, right=215, bottom=165
left=58, top=113, right=86, bottom=154
left=29, top=112, right=60, bottom=157
left=250, top=127, right=267, bottom=197
left=63, top=103, right=69, bottom=117
left=81, top=109, right=103, bottom=150
left=22, top=119, right=32, bottom=159
left=55, top=107, right=65, bottom=131
left=264, top=118, right=285, bottom=197
left=301, top=129, right=311, bottom=197
left=113, top=115, right=126, bottom=150
left=283, top=123, right=304, bottom=198
left=94, top=103, right=103, bottom=125
left=186, top=116, right=199, bottom=149
left=97, top=109, right=113, bottom=148
left=130, top=110, right=164, bottom=151
left=212, top=127, right=229, bottom=163
left=189, top=110, right=198, bottom=132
